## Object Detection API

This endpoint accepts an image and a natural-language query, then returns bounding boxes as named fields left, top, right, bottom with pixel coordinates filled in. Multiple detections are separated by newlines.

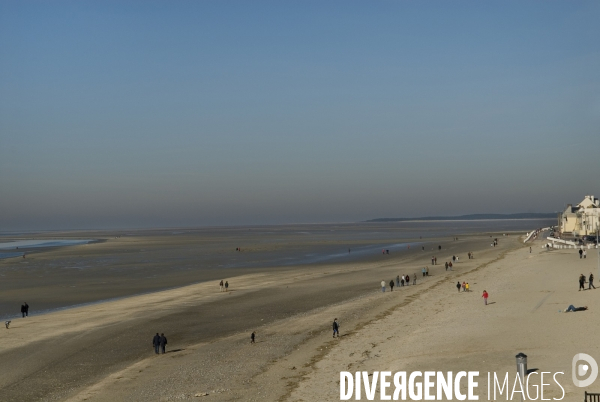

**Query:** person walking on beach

left=579, top=249, right=583, bottom=259
left=160, top=333, right=167, bottom=354
left=24, top=302, right=29, bottom=317
left=590, top=273, right=596, bottom=290
left=448, top=261, right=453, bottom=270
left=152, top=333, right=161, bottom=354
left=389, top=279, right=394, bottom=291
left=20, top=304, right=25, bottom=318
left=400, top=276, right=405, bottom=287
left=405, top=274, right=410, bottom=286
left=396, top=275, right=400, bottom=287
left=465, top=283, right=470, bottom=292
left=579, top=274, right=586, bottom=291
left=381, top=280, right=386, bottom=292
left=482, top=290, right=489, bottom=305
left=251, top=331, right=256, bottom=343
left=462, top=282, right=466, bottom=292
left=583, top=250, right=587, bottom=259
left=219, top=280, right=224, bottom=292
left=422, top=267, right=426, bottom=277
left=456, top=282, right=461, bottom=293
left=225, top=281, right=229, bottom=292
left=333, top=319, right=339, bottom=338
left=445, top=262, right=448, bottom=271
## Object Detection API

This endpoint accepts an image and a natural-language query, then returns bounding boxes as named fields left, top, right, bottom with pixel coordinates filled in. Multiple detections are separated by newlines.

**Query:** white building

left=560, top=195, right=599, bottom=237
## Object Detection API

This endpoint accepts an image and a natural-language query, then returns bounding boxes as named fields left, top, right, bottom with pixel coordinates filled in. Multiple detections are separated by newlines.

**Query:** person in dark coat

left=152, top=333, right=161, bottom=354
left=332, top=318, right=339, bottom=338
left=389, top=280, right=394, bottom=292
left=21, top=304, right=25, bottom=318
left=579, top=274, right=586, bottom=291
left=456, top=282, right=461, bottom=293
left=251, top=331, right=256, bottom=343
left=160, top=333, right=167, bottom=354
left=24, top=303, right=29, bottom=317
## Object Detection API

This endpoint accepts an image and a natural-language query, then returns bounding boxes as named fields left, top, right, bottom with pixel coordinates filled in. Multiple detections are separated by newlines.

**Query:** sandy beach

left=1, top=221, right=549, bottom=318
left=3, top=1, right=597, bottom=400
left=289, top=240, right=600, bottom=401
left=4, top=225, right=594, bottom=401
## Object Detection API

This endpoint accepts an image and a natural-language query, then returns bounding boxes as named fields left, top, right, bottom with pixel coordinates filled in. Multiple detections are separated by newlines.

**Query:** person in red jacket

left=482, top=290, right=489, bottom=305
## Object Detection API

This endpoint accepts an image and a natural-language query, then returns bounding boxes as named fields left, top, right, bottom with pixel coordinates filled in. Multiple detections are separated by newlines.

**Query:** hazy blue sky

left=1, top=1, right=599, bottom=230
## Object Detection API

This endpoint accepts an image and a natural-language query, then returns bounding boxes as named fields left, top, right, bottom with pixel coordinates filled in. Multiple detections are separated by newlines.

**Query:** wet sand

left=1, top=221, right=545, bottom=318
left=0, top=228, right=518, bottom=401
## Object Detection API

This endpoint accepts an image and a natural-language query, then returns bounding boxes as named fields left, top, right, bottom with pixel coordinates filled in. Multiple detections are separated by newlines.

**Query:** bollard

left=516, top=353, right=527, bottom=384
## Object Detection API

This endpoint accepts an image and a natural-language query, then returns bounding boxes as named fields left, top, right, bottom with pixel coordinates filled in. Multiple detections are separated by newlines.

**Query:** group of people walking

left=382, top=274, right=417, bottom=292
left=578, top=248, right=588, bottom=259
left=456, top=281, right=470, bottom=292
left=579, top=273, right=595, bottom=290
left=152, top=333, right=168, bottom=354
left=219, top=280, right=229, bottom=292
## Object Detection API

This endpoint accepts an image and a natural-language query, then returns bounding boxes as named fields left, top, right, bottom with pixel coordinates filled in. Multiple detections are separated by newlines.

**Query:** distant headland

left=366, top=213, right=557, bottom=222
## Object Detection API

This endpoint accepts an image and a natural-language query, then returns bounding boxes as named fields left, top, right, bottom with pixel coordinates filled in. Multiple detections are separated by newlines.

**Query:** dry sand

left=289, top=241, right=600, bottom=401
left=3, top=230, right=596, bottom=401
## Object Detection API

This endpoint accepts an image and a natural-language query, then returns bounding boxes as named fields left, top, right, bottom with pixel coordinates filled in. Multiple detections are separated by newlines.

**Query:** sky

left=1, top=1, right=599, bottom=230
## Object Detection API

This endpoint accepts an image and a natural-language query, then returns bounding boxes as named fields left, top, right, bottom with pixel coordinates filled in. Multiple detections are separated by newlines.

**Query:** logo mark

left=572, top=353, right=598, bottom=387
